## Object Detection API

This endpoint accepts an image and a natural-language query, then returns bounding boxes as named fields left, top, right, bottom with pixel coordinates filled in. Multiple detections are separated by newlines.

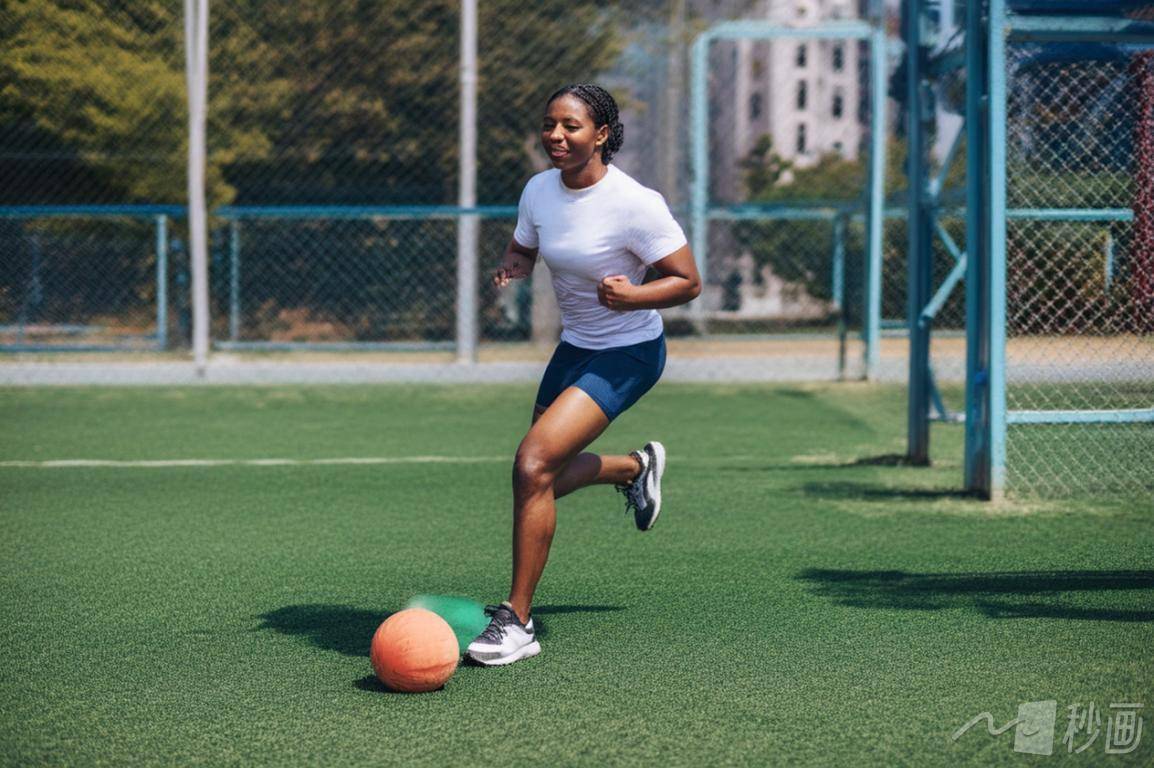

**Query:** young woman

left=466, top=84, right=701, bottom=666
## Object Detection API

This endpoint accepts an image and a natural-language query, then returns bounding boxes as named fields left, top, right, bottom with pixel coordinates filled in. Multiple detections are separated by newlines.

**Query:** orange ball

left=370, top=608, right=459, bottom=693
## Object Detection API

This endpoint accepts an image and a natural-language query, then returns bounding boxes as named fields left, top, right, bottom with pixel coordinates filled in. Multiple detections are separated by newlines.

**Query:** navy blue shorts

left=535, top=334, right=667, bottom=421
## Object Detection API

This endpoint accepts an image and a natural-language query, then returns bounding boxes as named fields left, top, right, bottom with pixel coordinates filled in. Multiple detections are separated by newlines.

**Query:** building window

left=833, top=44, right=845, bottom=72
left=796, top=44, right=807, bottom=69
left=796, top=81, right=808, bottom=111
left=833, top=141, right=844, bottom=154
left=832, top=89, right=844, bottom=118
left=750, top=92, right=762, bottom=121
left=751, top=58, right=764, bottom=80
left=796, top=124, right=807, bottom=154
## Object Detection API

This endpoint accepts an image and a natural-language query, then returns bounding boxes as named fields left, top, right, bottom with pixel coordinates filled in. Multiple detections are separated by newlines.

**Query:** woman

left=466, top=84, right=701, bottom=666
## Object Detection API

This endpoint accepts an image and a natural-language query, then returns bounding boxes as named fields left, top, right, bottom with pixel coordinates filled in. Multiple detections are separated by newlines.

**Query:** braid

left=547, top=83, right=625, bottom=163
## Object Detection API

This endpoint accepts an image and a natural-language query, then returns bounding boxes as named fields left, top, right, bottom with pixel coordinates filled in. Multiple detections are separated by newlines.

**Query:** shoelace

left=616, top=482, right=641, bottom=516
left=477, top=604, right=515, bottom=643
left=616, top=452, right=647, bottom=515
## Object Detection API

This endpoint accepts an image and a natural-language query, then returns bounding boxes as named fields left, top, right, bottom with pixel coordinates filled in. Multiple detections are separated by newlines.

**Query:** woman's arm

left=596, top=244, right=701, bottom=311
left=493, top=239, right=539, bottom=288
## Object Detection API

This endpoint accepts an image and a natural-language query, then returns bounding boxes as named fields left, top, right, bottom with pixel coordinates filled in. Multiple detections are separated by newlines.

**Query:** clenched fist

left=493, top=251, right=535, bottom=288
left=597, top=275, right=636, bottom=311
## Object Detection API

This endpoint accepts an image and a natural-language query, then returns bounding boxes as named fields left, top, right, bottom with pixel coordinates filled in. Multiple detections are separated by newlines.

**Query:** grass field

left=2, top=383, right=1152, bottom=766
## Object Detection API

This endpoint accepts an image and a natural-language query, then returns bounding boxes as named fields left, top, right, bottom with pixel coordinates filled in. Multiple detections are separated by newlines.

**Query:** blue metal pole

left=964, top=0, right=989, bottom=495
left=864, top=10, right=887, bottom=380
left=229, top=218, right=241, bottom=342
left=906, top=0, right=933, bottom=465
left=155, top=215, right=168, bottom=350
left=988, top=0, right=1009, bottom=499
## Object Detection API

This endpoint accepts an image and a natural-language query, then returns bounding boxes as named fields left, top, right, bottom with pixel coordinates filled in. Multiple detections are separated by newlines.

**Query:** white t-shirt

left=512, top=165, right=687, bottom=349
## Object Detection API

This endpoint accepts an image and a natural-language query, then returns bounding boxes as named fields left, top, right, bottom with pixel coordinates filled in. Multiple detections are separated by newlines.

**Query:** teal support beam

left=833, top=214, right=847, bottom=380
left=155, top=215, right=169, bottom=351
left=1007, top=15, right=1154, bottom=43
left=1008, top=408, right=1154, bottom=425
left=921, top=257, right=966, bottom=328
left=906, top=0, right=933, bottom=465
left=988, top=0, right=1009, bottom=500
left=929, top=119, right=965, bottom=199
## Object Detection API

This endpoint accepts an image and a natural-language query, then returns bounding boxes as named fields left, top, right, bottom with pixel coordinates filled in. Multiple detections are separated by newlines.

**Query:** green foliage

left=0, top=0, right=626, bottom=206
left=0, top=0, right=281, bottom=205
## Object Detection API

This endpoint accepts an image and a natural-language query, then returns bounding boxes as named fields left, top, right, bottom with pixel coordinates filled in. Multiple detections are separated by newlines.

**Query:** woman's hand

left=493, top=242, right=537, bottom=288
left=597, top=275, right=638, bottom=310
left=602, top=246, right=701, bottom=311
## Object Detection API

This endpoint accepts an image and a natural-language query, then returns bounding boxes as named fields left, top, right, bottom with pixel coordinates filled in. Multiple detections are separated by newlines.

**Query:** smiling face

left=541, top=94, right=609, bottom=173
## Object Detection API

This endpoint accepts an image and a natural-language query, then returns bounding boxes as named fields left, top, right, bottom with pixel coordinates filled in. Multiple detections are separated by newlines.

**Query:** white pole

left=456, top=0, right=479, bottom=364
left=185, top=0, right=210, bottom=374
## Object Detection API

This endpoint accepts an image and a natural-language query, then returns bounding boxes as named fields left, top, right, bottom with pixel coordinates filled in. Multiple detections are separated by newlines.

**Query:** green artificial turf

left=1, top=383, right=1151, bottom=766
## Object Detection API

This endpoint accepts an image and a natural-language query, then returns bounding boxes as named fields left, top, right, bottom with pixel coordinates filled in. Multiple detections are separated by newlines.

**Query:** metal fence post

left=155, top=215, right=169, bottom=350
left=229, top=218, right=240, bottom=342
left=832, top=213, right=847, bottom=380
left=184, top=0, right=210, bottom=373
left=905, top=0, right=933, bottom=465
left=964, top=0, right=989, bottom=495
left=690, top=30, right=711, bottom=332
left=455, top=0, right=479, bottom=364
left=987, top=0, right=1008, bottom=500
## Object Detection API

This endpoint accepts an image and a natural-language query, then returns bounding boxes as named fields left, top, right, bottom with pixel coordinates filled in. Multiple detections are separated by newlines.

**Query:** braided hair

left=547, top=84, right=625, bottom=163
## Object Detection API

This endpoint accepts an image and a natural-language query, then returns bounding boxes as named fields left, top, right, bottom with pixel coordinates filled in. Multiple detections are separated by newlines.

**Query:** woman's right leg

left=529, top=404, right=643, bottom=499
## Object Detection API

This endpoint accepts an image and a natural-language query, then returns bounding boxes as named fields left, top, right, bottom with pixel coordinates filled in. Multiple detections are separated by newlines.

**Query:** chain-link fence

left=2, top=1, right=909, bottom=378
left=691, top=17, right=899, bottom=381
left=0, top=1, right=187, bottom=352
left=1003, top=40, right=1154, bottom=496
left=0, top=212, right=179, bottom=351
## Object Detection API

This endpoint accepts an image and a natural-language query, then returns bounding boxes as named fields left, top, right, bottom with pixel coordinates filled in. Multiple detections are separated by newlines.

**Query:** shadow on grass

left=257, top=603, right=624, bottom=656
left=258, top=605, right=388, bottom=657
left=800, top=480, right=973, bottom=500
left=798, top=569, right=1154, bottom=622
left=715, top=454, right=949, bottom=483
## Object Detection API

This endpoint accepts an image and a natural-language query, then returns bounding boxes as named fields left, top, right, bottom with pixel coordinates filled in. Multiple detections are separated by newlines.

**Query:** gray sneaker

left=465, top=603, right=540, bottom=666
left=617, top=441, right=665, bottom=531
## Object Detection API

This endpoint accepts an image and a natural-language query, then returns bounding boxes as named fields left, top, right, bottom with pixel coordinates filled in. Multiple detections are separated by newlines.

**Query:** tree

left=0, top=0, right=276, bottom=205
left=0, top=0, right=627, bottom=206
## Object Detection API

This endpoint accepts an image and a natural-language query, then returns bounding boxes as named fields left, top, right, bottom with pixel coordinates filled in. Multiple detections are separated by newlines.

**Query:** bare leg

left=507, top=388, right=613, bottom=623
left=553, top=452, right=642, bottom=499
left=529, top=404, right=643, bottom=500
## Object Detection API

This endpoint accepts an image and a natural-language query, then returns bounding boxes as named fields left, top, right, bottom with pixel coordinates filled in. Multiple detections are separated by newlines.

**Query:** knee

left=512, top=444, right=558, bottom=493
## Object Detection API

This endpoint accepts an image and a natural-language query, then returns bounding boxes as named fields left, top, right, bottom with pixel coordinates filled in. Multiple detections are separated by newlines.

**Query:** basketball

left=369, top=608, right=459, bottom=693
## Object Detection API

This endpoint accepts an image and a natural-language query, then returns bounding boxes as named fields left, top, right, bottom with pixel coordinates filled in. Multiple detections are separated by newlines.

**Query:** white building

left=710, top=0, right=866, bottom=201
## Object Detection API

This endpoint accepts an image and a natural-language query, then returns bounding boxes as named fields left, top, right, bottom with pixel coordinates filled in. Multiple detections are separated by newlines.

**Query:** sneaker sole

left=465, top=640, right=541, bottom=667
left=638, top=441, right=665, bottom=531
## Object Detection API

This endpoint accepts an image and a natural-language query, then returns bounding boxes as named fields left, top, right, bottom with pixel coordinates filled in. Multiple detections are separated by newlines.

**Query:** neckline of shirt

left=557, top=165, right=616, bottom=198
